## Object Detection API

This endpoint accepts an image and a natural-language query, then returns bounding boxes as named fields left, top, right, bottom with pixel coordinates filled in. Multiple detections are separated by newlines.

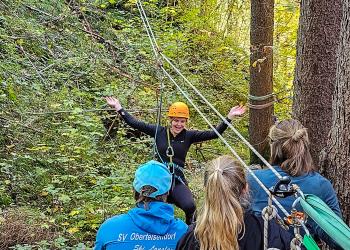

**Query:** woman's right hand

left=105, top=96, right=122, bottom=111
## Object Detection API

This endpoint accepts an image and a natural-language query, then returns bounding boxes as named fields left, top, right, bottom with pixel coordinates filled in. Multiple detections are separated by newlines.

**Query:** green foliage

left=0, top=0, right=299, bottom=247
left=274, top=0, right=300, bottom=118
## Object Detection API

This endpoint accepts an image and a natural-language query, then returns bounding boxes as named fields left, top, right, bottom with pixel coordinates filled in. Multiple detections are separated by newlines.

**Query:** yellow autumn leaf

left=67, top=227, right=79, bottom=234
left=69, top=210, right=80, bottom=216
left=16, top=39, right=24, bottom=45
left=40, top=191, right=49, bottom=196
left=61, top=221, right=70, bottom=226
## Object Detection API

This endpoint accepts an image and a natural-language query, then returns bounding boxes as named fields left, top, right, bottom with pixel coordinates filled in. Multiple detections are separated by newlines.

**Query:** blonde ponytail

left=195, top=155, right=246, bottom=250
left=269, top=119, right=315, bottom=176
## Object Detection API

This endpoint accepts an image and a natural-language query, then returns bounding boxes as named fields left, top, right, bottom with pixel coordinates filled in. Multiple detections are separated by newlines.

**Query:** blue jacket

left=95, top=201, right=188, bottom=250
left=247, top=166, right=342, bottom=248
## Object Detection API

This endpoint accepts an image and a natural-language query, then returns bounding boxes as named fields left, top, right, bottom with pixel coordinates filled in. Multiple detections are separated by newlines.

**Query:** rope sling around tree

left=135, top=1, right=347, bottom=249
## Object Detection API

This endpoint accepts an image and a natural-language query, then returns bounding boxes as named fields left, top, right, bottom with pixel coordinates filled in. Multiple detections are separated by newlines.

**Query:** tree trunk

left=320, top=0, right=350, bottom=226
left=292, top=0, right=342, bottom=167
left=249, top=0, right=274, bottom=164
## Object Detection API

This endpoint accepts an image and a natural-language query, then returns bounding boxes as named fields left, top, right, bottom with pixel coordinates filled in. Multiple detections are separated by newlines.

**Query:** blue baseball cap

left=133, top=160, right=172, bottom=198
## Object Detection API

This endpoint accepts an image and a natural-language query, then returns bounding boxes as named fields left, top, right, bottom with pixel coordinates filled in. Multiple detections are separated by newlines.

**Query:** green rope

left=248, top=93, right=275, bottom=101
left=300, top=194, right=350, bottom=250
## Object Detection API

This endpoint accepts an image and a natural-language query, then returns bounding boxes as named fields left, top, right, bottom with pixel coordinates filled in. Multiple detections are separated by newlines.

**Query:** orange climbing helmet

left=167, top=102, right=189, bottom=119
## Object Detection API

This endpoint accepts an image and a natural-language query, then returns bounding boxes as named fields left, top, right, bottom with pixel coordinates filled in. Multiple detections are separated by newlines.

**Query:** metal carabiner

left=269, top=176, right=296, bottom=198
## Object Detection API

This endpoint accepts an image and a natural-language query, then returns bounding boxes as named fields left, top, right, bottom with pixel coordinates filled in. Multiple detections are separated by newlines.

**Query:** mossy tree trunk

left=249, top=0, right=274, bottom=164
left=292, top=0, right=342, bottom=167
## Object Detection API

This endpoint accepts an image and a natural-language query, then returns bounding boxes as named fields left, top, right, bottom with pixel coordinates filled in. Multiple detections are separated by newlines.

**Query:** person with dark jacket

left=247, top=119, right=342, bottom=249
left=105, top=96, right=245, bottom=224
left=95, top=160, right=187, bottom=250
left=176, top=155, right=294, bottom=250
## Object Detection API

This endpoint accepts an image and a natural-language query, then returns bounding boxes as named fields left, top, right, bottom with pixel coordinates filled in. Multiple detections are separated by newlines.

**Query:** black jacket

left=176, top=211, right=295, bottom=250
left=118, top=108, right=230, bottom=171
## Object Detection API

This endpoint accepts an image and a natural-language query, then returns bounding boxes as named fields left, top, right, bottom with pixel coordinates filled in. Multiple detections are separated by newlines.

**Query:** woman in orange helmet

left=105, top=96, right=245, bottom=224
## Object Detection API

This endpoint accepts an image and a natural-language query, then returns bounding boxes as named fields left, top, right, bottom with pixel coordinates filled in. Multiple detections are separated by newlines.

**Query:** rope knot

left=262, top=205, right=277, bottom=221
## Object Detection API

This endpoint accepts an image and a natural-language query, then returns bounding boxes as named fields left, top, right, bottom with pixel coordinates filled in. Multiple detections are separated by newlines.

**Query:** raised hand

left=105, top=96, right=122, bottom=111
left=227, top=105, right=246, bottom=120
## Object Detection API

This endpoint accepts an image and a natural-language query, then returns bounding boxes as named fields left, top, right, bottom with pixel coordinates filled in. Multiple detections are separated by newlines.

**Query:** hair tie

left=215, top=168, right=223, bottom=174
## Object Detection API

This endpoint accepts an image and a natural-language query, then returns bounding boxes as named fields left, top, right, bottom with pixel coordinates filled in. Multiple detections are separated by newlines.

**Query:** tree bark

left=320, top=0, right=350, bottom=226
left=249, top=0, right=274, bottom=164
left=292, top=0, right=342, bottom=167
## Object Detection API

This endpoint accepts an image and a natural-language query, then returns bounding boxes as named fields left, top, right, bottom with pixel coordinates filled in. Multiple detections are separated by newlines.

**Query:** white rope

left=262, top=195, right=278, bottom=250
left=136, top=0, right=160, bottom=51
left=136, top=0, right=159, bottom=57
left=136, top=0, right=165, bottom=163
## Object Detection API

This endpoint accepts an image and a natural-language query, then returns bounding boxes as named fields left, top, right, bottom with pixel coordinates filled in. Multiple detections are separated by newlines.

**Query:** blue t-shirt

left=247, top=166, right=341, bottom=248
left=95, top=201, right=188, bottom=250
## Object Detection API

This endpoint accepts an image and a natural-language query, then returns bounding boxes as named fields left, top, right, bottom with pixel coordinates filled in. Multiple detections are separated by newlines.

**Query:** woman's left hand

left=227, top=105, right=246, bottom=119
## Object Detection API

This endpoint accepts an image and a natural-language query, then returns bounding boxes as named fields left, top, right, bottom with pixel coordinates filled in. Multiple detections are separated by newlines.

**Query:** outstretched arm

left=104, top=96, right=158, bottom=136
left=189, top=105, right=246, bottom=143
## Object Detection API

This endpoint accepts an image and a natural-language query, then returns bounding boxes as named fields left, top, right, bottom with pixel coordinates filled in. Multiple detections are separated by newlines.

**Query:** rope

left=262, top=195, right=278, bottom=250
left=136, top=0, right=166, bottom=163
left=247, top=99, right=276, bottom=110
left=248, top=93, right=275, bottom=101
left=152, top=82, right=164, bottom=161
left=248, top=94, right=277, bottom=110
left=22, top=108, right=158, bottom=115
left=136, top=0, right=159, bottom=57
left=136, top=0, right=160, bottom=53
